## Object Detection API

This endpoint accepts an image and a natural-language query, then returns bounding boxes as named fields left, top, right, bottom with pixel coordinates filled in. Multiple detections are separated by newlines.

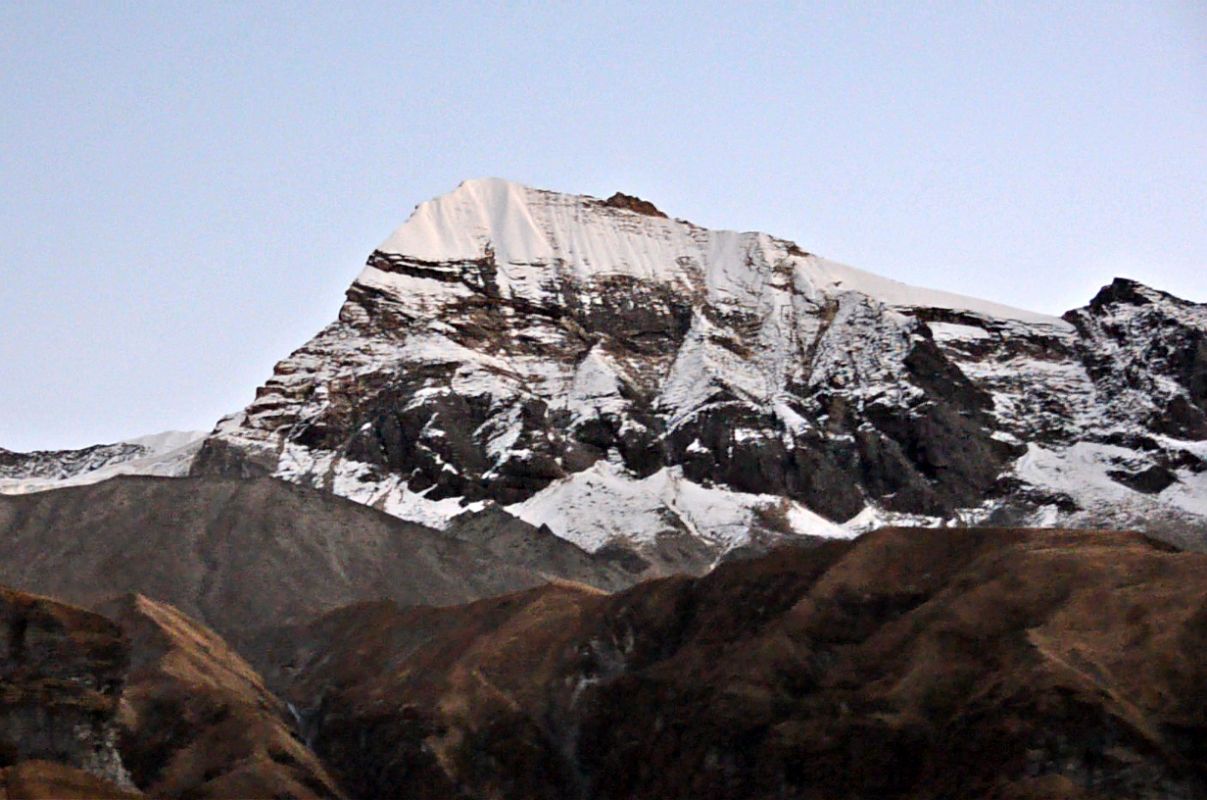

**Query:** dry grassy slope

left=98, top=594, right=344, bottom=800
left=0, top=761, right=142, bottom=800
left=270, top=528, right=1207, bottom=800
left=0, top=584, right=345, bottom=799
left=0, top=475, right=625, bottom=659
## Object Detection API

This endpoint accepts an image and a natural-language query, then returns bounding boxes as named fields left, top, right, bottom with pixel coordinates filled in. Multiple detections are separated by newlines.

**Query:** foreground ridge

left=267, top=527, right=1207, bottom=799
left=4, top=527, right=1204, bottom=799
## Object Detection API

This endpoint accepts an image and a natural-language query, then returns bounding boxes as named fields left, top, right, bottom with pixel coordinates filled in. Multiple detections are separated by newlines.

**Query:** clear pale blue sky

left=2, top=2, right=1203, bottom=450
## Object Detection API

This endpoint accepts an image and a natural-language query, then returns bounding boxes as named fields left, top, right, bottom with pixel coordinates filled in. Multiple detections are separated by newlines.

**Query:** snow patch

left=507, top=461, right=849, bottom=552
left=928, top=321, right=993, bottom=341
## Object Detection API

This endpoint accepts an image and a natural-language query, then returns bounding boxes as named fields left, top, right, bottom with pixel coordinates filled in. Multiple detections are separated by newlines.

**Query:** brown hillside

left=270, top=528, right=1207, bottom=799
left=99, top=594, right=344, bottom=799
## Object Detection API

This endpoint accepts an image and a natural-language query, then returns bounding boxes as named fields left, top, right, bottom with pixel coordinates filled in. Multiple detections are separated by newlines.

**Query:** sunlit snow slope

left=0, top=431, right=206, bottom=494
left=192, top=179, right=1207, bottom=563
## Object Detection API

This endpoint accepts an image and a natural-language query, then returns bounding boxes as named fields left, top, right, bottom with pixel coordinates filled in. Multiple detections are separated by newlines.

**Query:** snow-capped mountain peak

left=373, top=178, right=1063, bottom=327
left=191, top=180, right=1207, bottom=568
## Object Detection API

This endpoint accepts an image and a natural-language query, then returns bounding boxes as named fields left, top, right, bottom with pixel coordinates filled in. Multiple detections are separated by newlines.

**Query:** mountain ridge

left=0, top=474, right=631, bottom=662
left=186, top=178, right=1206, bottom=562
left=0, top=431, right=205, bottom=495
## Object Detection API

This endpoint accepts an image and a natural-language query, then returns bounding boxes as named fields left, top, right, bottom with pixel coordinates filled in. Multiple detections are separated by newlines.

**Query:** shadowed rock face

left=443, top=507, right=635, bottom=590
left=0, top=588, right=132, bottom=789
left=267, top=528, right=1207, bottom=800
left=1066, top=278, right=1207, bottom=440
left=0, top=475, right=629, bottom=663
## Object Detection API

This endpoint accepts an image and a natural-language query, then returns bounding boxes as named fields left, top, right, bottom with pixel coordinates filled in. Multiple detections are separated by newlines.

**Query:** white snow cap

left=375, top=177, right=1066, bottom=326
left=379, top=178, right=550, bottom=263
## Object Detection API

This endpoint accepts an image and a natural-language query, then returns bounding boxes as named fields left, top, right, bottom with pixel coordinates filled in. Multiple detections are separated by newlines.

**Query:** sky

left=1, top=1, right=1204, bottom=450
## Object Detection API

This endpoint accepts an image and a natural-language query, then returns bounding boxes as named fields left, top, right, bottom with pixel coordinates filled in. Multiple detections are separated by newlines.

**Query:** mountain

left=0, top=431, right=205, bottom=495
left=96, top=593, right=342, bottom=799
left=190, top=178, right=1207, bottom=560
left=263, top=527, right=1207, bottom=799
left=6, top=528, right=1207, bottom=799
left=5, top=527, right=1204, bottom=799
left=0, top=762, right=142, bottom=800
left=0, top=475, right=629, bottom=659
left=0, top=583, right=339, bottom=799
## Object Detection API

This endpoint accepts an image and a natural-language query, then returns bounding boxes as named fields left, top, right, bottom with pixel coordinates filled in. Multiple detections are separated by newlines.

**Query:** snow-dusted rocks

left=0, top=430, right=205, bottom=495
left=191, top=179, right=1207, bottom=563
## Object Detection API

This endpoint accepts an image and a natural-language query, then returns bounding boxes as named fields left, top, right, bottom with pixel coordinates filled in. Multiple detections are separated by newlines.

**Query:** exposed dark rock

left=444, top=507, right=633, bottom=590
left=0, top=443, right=144, bottom=481
left=1065, top=278, right=1207, bottom=440
left=189, top=437, right=274, bottom=479
left=602, top=192, right=667, bottom=218
left=1109, top=464, right=1178, bottom=494
left=0, top=588, right=131, bottom=788
left=1084, top=277, right=1159, bottom=311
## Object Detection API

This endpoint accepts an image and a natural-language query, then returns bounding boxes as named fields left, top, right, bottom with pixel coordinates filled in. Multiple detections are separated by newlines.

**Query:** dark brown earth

left=0, top=760, right=142, bottom=799
left=268, top=528, right=1207, bottom=800
left=2, top=526, right=1204, bottom=799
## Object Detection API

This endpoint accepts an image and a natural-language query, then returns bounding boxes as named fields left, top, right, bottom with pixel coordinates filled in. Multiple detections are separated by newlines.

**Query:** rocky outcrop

left=0, top=443, right=143, bottom=481
left=267, top=528, right=1207, bottom=800
left=0, top=585, right=345, bottom=798
left=443, top=507, right=637, bottom=590
left=0, top=588, right=132, bottom=789
left=601, top=192, right=667, bottom=218
left=1065, top=278, right=1207, bottom=440
left=99, top=594, right=343, bottom=799
left=191, top=179, right=1207, bottom=562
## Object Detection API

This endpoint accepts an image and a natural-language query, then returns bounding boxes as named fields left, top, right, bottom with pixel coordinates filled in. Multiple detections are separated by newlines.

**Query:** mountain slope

left=0, top=475, right=628, bottom=658
left=191, top=178, right=1207, bottom=556
left=265, top=527, right=1207, bottom=799
left=0, top=431, right=205, bottom=495
left=97, top=593, right=343, bottom=799
left=0, top=587, right=134, bottom=791
left=0, top=584, right=344, bottom=799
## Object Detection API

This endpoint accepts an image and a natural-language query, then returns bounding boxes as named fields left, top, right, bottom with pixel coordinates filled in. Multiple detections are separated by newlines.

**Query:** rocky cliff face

left=191, top=178, right=1206, bottom=560
left=0, top=586, right=345, bottom=799
left=0, top=588, right=132, bottom=789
